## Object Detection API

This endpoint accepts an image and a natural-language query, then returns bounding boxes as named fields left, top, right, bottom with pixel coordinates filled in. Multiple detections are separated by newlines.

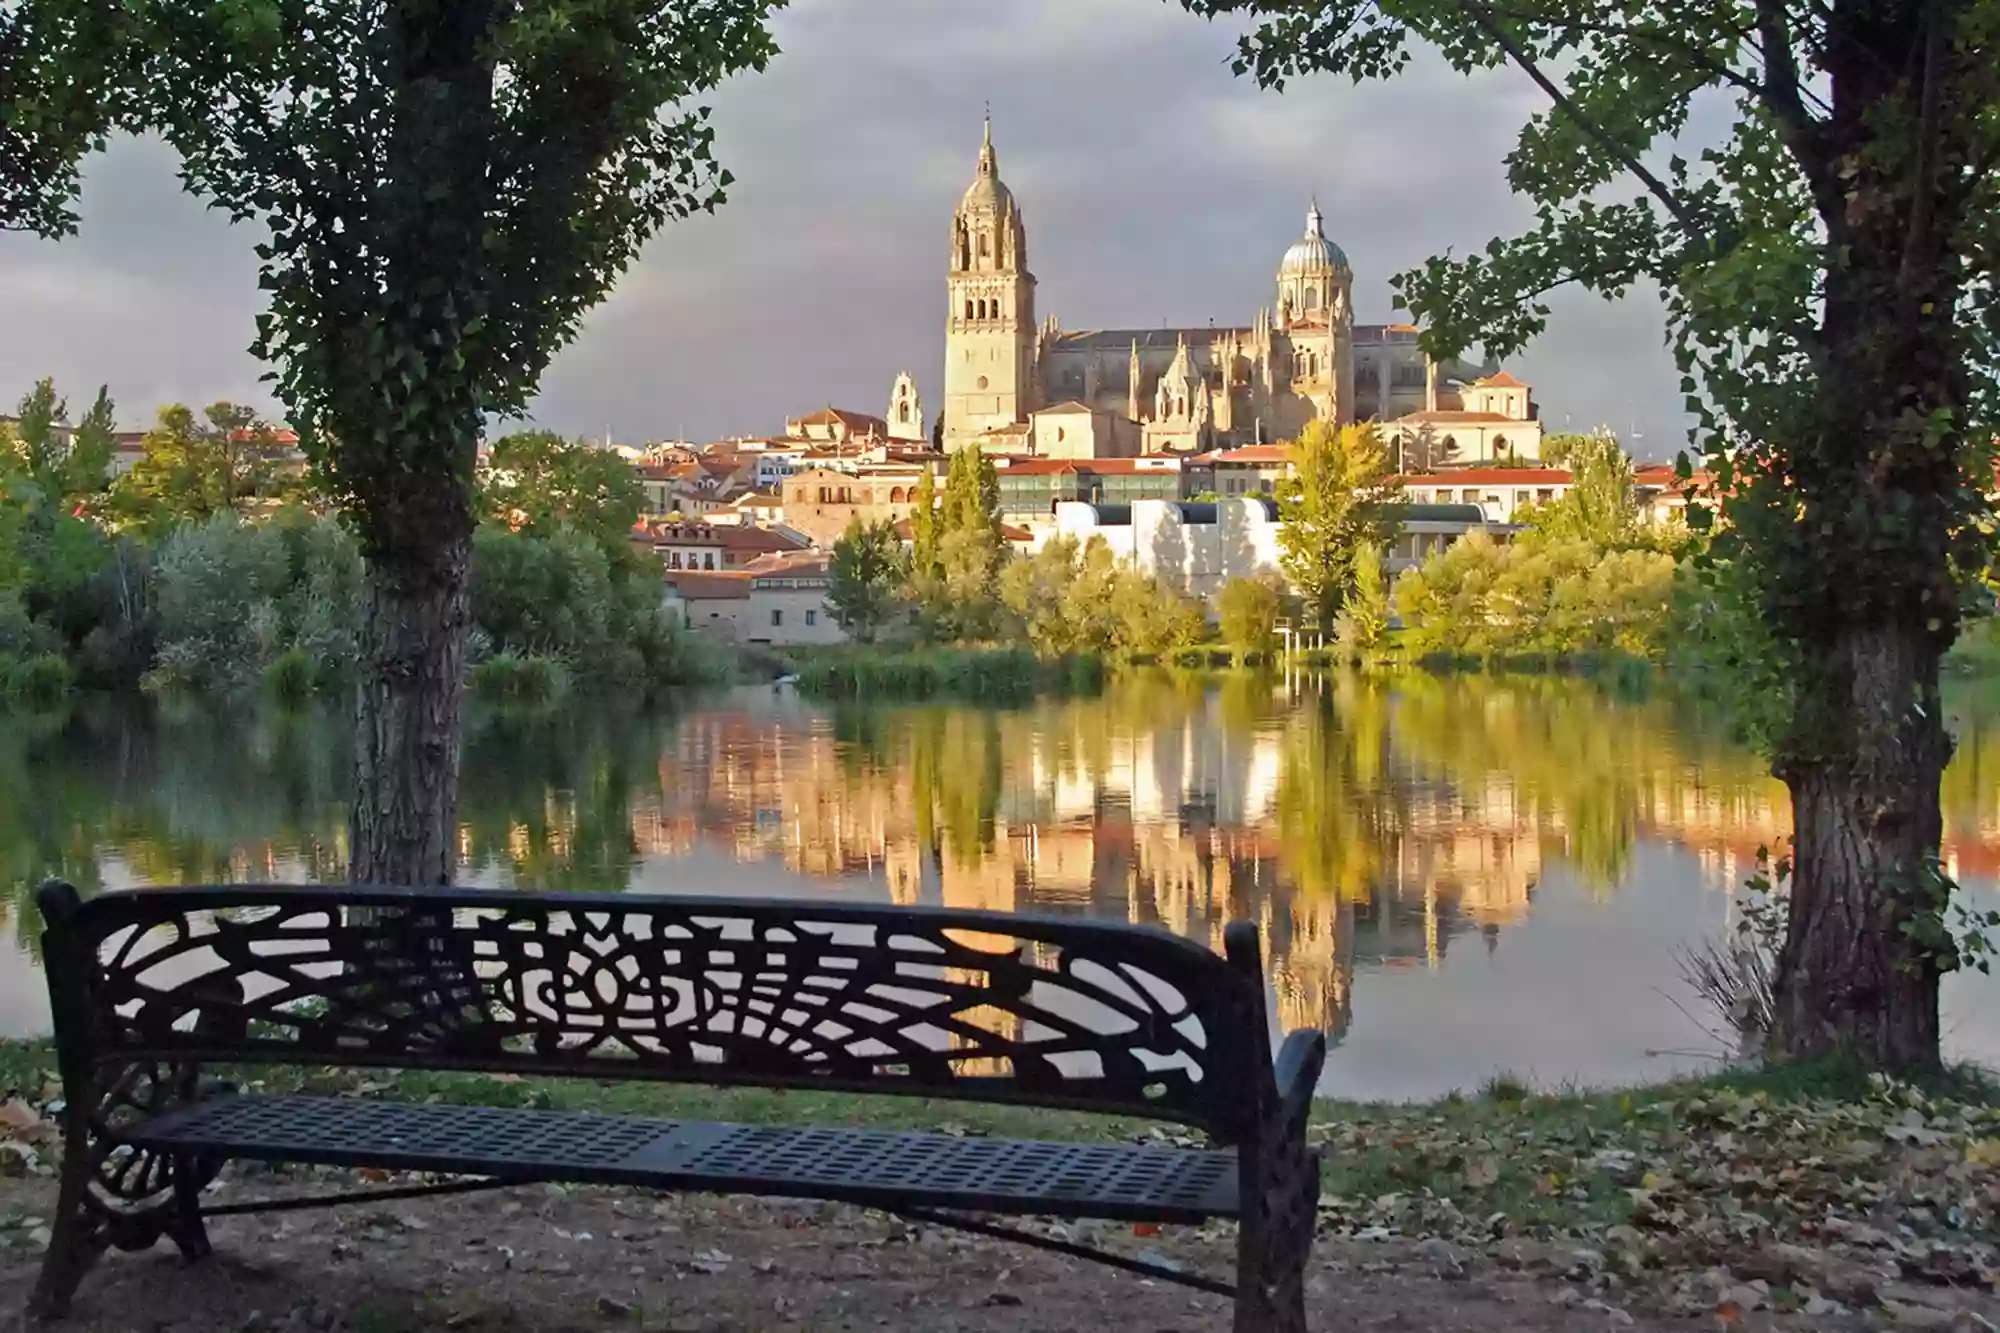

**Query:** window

left=805, top=609, right=818, bottom=627
left=964, top=299, right=973, bottom=320
left=669, top=552, right=681, bottom=569
left=977, top=375, right=989, bottom=390
left=771, top=609, right=784, bottom=627
left=1537, top=488, right=1554, bottom=502
left=704, top=553, right=715, bottom=570
left=1305, top=286, right=1320, bottom=311
left=979, top=233, right=990, bottom=258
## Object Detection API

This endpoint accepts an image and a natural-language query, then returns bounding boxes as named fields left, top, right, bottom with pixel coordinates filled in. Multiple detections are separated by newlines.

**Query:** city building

left=1374, top=371, right=1545, bottom=468
left=939, top=118, right=1514, bottom=455
left=779, top=463, right=935, bottom=547
left=661, top=551, right=843, bottom=647
left=638, top=518, right=809, bottom=571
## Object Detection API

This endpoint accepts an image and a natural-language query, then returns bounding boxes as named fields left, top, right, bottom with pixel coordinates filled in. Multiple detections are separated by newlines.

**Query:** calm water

left=4, top=673, right=1998, bottom=1100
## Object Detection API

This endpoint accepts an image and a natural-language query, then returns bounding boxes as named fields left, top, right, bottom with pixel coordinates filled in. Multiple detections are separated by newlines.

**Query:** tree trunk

left=350, top=530, right=473, bottom=886
left=1771, top=617, right=1949, bottom=1071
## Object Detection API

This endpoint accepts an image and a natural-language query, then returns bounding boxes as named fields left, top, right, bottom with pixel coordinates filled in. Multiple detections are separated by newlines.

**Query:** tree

left=1527, top=433, right=1637, bottom=549
left=1185, top=0, right=2000, bottom=1071
left=9, top=1, right=783, bottom=885
left=827, top=517, right=904, bottom=644
left=1275, top=421, right=1402, bottom=633
left=910, top=465, right=941, bottom=579
left=1340, top=541, right=1393, bottom=658
left=115, top=402, right=289, bottom=532
left=479, top=430, right=643, bottom=554
left=932, top=447, right=1005, bottom=640
left=1218, top=575, right=1283, bottom=658
left=0, top=379, right=113, bottom=508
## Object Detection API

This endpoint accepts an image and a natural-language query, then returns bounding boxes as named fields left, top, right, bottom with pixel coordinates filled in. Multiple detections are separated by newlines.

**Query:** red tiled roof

left=1472, top=371, right=1527, bottom=388
left=664, top=570, right=751, bottom=600
left=744, top=550, right=831, bottom=579
left=789, top=407, right=890, bottom=435
left=992, top=458, right=1081, bottom=476
left=644, top=521, right=807, bottom=554
left=1394, top=410, right=1523, bottom=426
left=1208, top=445, right=1291, bottom=464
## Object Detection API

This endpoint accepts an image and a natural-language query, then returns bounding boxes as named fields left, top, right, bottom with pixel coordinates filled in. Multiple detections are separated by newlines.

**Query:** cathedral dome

left=1280, top=201, right=1349, bottom=277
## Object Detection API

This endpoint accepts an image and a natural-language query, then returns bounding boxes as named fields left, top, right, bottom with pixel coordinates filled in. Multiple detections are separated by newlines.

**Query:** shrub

left=5, top=652, right=73, bottom=709
left=472, top=651, right=569, bottom=704
left=262, top=646, right=318, bottom=708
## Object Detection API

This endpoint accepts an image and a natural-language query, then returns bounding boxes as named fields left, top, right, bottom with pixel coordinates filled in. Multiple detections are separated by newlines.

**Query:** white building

left=662, top=551, right=846, bottom=647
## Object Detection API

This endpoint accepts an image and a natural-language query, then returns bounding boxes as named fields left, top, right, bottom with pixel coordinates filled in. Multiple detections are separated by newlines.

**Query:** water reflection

left=2, top=673, right=1996, bottom=1096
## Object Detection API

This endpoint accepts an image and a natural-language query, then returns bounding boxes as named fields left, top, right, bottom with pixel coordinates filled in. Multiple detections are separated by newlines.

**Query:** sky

left=0, top=0, right=1692, bottom=459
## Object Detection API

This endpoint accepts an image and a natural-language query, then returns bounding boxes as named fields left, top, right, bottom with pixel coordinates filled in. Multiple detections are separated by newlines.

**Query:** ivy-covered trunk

left=1774, top=618, right=1950, bottom=1070
left=350, top=530, right=475, bottom=886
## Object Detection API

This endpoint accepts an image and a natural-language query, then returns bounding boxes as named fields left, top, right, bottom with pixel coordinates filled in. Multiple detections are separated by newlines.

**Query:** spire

left=979, top=111, right=997, bottom=178
left=1306, top=198, right=1324, bottom=238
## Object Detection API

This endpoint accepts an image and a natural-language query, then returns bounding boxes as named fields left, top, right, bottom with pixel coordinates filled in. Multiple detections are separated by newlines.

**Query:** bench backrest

left=37, top=883, right=1276, bottom=1142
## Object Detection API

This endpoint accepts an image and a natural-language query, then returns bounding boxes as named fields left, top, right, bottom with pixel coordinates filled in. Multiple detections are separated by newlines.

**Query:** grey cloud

left=0, top=0, right=1690, bottom=457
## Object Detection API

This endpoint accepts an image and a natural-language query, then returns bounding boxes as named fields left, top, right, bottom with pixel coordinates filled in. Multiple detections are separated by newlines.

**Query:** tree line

left=0, top=380, right=715, bottom=708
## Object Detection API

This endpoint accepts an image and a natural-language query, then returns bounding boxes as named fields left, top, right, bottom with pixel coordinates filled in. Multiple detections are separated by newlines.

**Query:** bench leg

left=28, top=1140, right=107, bottom=1321
left=165, top=1155, right=213, bottom=1263
left=1234, top=1138, right=1320, bottom=1333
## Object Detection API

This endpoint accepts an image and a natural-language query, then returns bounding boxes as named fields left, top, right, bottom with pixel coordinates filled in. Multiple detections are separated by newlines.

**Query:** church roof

left=788, top=407, right=889, bottom=435
left=1034, top=400, right=1098, bottom=415
left=1472, top=371, right=1528, bottom=388
left=1279, top=201, right=1350, bottom=277
left=1394, top=409, right=1524, bottom=426
left=960, top=118, right=1015, bottom=215
left=1052, top=327, right=1254, bottom=351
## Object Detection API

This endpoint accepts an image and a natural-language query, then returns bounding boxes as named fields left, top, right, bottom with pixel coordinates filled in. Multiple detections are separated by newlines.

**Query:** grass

left=789, top=645, right=1105, bottom=704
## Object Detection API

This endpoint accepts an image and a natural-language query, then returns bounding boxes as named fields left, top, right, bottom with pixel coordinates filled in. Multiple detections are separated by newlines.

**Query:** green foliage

left=1218, top=574, right=1284, bottom=657
left=471, top=651, right=569, bottom=706
left=1397, top=533, right=1678, bottom=664
left=262, top=646, right=318, bottom=709
left=148, top=516, right=298, bottom=694
left=0, top=379, right=114, bottom=509
left=998, top=535, right=1203, bottom=659
left=1183, top=0, right=2000, bottom=1066
left=1339, top=541, right=1392, bottom=659
left=112, top=402, right=292, bottom=534
left=826, top=518, right=905, bottom=644
left=910, top=466, right=940, bottom=579
left=1525, top=433, right=1641, bottom=549
left=1276, top=421, right=1401, bottom=631
left=479, top=431, right=644, bottom=553
left=792, top=645, right=1086, bottom=705
left=3, top=652, right=72, bottom=710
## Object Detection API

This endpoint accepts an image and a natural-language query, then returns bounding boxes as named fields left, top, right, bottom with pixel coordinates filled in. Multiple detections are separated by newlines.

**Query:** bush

left=262, top=646, right=318, bottom=708
left=472, top=651, right=570, bottom=705
left=5, top=651, right=73, bottom=709
left=1218, top=575, right=1284, bottom=657
left=793, top=645, right=1095, bottom=704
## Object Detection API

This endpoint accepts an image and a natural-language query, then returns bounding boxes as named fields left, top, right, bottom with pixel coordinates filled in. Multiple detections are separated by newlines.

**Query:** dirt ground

left=0, top=1171, right=1938, bottom=1333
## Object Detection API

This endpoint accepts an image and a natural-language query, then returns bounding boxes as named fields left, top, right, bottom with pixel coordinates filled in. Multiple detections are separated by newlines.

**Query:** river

left=3, top=671, right=1997, bottom=1100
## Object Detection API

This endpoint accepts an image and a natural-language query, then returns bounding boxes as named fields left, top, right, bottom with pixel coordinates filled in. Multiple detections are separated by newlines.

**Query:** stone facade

left=939, top=121, right=1498, bottom=455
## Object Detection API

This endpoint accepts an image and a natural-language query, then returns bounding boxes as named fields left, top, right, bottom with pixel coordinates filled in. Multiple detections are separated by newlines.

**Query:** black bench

left=28, top=882, right=1325, bottom=1330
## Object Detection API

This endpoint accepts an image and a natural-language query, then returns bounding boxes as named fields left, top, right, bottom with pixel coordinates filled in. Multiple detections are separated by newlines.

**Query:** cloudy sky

left=0, top=0, right=1691, bottom=458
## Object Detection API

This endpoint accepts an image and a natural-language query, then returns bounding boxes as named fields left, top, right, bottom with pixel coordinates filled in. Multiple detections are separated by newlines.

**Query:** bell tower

left=943, top=117, right=1038, bottom=447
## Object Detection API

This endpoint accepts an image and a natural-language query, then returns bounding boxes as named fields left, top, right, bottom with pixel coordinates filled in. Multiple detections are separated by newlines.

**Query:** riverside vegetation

left=0, top=386, right=723, bottom=711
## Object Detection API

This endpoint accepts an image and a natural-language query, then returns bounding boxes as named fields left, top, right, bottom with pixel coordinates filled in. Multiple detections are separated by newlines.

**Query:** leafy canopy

left=826, top=517, right=905, bottom=645
left=1275, top=421, right=1402, bottom=631
left=479, top=430, right=644, bottom=553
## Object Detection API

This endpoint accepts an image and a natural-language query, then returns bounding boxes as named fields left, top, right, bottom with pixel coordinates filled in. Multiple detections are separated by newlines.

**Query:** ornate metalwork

left=32, top=884, right=1324, bottom=1328
left=49, top=884, right=1265, bottom=1136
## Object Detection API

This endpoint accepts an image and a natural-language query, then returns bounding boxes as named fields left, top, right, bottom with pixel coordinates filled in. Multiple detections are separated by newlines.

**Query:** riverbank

left=0, top=1043, right=1992, bottom=1324
left=785, top=644, right=1109, bottom=703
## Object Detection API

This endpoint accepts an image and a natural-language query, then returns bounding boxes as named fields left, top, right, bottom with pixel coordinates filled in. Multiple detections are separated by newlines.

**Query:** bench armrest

left=1273, top=1028, right=1326, bottom=1130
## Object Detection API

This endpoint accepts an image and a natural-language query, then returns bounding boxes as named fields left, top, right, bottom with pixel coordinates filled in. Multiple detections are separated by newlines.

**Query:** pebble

left=595, top=1296, right=634, bottom=1320
left=1418, top=1237, right=1465, bottom=1281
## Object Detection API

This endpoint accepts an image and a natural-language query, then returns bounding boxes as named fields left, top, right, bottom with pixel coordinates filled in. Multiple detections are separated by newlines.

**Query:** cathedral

left=936, top=120, right=1521, bottom=460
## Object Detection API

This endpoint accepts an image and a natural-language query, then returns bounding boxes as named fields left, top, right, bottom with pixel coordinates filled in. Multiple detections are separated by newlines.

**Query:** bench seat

left=129, top=1094, right=1240, bottom=1222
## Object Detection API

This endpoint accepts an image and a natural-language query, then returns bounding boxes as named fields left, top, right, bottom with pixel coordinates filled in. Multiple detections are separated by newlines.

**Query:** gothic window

left=898, top=403, right=910, bottom=423
left=979, top=233, right=991, bottom=258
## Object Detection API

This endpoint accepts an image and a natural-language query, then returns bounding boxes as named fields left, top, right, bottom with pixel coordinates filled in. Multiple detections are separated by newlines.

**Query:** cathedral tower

left=1274, top=200, right=1356, bottom=428
left=943, top=119, right=1037, bottom=447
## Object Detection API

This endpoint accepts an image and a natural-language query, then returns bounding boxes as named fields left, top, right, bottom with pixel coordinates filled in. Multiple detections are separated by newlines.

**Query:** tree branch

left=1454, top=0, right=1711, bottom=242
left=1898, top=0, right=1947, bottom=290
left=1754, top=0, right=1845, bottom=238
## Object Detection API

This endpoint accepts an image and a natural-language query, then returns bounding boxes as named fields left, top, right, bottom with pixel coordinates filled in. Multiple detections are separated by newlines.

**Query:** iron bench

left=28, top=882, right=1325, bottom=1330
